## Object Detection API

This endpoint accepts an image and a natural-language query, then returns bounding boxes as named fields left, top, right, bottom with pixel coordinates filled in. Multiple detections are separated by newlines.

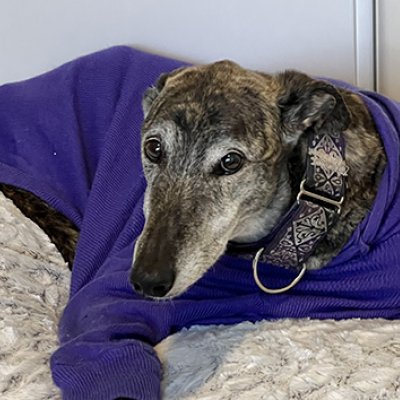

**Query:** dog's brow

left=205, top=139, right=247, bottom=163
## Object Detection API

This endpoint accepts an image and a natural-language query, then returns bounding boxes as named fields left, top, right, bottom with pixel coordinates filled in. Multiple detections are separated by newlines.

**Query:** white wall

left=377, top=0, right=400, bottom=100
left=0, top=0, right=371, bottom=87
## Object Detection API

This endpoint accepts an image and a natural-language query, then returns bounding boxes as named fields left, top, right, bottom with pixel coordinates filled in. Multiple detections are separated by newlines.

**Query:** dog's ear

left=142, top=73, right=170, bottom=117
left=143, top=67, right=188, bottom=117
left=277, top=70, right=350, bottom=146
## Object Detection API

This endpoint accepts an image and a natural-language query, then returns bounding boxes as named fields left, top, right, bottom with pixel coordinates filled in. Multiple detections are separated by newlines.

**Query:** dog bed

left=1, top=190, right=400, bottom=400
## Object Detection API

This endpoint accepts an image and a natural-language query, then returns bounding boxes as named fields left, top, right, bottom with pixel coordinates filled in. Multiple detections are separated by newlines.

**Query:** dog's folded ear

left=142, top=73, right=169, bottom=117
left=277, top=70, right=350, bottom=146
left=142, top=67, right=187, bottom=117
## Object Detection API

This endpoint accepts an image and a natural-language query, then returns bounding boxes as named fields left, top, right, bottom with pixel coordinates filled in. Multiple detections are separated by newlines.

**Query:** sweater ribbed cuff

left=51, top=342, right=161, bottom=400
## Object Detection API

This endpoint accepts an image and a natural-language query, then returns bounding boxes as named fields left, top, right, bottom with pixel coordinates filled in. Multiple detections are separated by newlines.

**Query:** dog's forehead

left=144, top=114, right=248, bottom=145
left=148, top=82, right=266, bottom=137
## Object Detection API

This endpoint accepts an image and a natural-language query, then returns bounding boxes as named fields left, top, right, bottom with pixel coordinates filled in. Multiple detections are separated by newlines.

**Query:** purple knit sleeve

left=51, top=250, right=175, bottom=400
left=51, top=338, right=161, bottom=400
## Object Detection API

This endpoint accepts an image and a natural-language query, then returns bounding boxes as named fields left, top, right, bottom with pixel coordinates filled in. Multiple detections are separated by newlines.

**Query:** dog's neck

left=228, top=124, right=348, bottom=272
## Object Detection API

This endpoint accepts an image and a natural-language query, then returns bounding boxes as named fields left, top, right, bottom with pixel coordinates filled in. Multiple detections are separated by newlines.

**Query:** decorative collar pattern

left=228, top=128, right=347, bottom=293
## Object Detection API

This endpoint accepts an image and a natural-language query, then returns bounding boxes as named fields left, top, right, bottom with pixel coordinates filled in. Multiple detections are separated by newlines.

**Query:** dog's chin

left=141, top=266, right=213, bottom=300
left=138, top=285, right=190, bottom=301
left=155, top=279, right=197, bottom=300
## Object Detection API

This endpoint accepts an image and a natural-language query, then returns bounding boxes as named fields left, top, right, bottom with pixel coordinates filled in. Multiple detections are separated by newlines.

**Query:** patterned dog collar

left=227, top=128, right=347, bottom=293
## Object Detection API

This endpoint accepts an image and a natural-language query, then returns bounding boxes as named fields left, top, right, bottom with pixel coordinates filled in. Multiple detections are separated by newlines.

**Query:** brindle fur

left=0, top=183, right=78, bottom=268
left=131, top=62, right=386, bottom=298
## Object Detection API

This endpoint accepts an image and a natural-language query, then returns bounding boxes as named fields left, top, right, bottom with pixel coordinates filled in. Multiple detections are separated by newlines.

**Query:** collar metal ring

left=252, top=247, right=307, bottom=294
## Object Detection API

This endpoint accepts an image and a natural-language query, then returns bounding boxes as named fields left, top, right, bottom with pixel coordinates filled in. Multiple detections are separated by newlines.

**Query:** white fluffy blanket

left=1, top=192, right=400, bottom=400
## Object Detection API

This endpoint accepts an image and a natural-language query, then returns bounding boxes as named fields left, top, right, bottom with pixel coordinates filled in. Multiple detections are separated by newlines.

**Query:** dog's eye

left=217, top=152, right=244, bottom=175
left=144, top=138, right=162, bottom=163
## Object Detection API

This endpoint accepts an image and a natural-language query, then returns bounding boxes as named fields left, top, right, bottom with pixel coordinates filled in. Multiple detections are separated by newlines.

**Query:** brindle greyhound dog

left=0, top=62, right=386, bottom=296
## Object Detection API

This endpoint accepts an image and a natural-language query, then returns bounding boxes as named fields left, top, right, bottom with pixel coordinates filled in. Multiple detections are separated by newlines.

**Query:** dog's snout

left=131, top=224, right=179, bottom=297
left=130, top=265, right=175, bottom=298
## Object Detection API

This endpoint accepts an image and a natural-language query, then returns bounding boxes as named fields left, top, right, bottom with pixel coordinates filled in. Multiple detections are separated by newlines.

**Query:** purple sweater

left=0, top=47, right=399, bottom=400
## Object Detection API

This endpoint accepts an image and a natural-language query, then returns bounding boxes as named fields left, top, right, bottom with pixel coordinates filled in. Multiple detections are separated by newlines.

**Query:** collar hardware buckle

left=297, top=179, right=344, bottom=214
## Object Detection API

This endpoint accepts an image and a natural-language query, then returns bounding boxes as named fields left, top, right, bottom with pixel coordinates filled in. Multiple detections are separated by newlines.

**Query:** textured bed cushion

left=1, top=191, right=400, bottom=400
left=0, top=193, right=68, bottom=399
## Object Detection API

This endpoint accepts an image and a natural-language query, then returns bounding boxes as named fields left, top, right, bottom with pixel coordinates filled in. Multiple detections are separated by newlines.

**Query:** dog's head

left=130, top=61, right=349, bottom=298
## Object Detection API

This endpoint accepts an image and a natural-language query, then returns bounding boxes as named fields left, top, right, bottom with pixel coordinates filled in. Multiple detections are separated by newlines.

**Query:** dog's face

left=130, top=61, right=349, bottom=298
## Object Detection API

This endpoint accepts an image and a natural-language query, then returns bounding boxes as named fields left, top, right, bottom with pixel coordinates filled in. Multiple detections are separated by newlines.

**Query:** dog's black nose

left=130, top=268, right=175, bottom=298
